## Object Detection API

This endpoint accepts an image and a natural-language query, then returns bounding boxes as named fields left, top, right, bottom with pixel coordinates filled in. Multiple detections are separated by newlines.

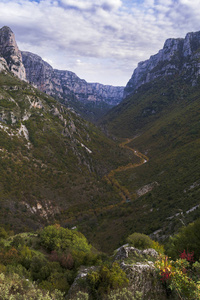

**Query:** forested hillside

left=100, top=75, right=200, bottom=243
left=0, top=69, right=136, bottom=246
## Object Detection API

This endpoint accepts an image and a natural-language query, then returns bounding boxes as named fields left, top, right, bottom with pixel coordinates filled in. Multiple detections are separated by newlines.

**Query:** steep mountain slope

left=21, top=51, right=124, bottom=122
left=0, top=26, right=124, bottom=122
left=0, top=68, right=136, bottom=241
left=98, top=32, right=200, bottom=245
left=22, top=51, right=123, bottom=106
left=0, top=25, right=141, bottom=252
left=0, top=26, right=26, bottom=81
left=124, top=31, right=200, bottom=99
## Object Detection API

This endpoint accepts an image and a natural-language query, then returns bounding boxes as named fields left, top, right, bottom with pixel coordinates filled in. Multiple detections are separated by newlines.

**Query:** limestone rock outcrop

left=21, top=51, right=124, bottom=106
left=0, top=26, right=26, bottom=81
left=114, top=245, right=168, bottom=299
left=0, top=57, right=8, bottom=72
left=67, top=246, right=169, bottom=300
left=124, top=31, right=200, bottom=98
left=0, top=26, right=123, bottom=116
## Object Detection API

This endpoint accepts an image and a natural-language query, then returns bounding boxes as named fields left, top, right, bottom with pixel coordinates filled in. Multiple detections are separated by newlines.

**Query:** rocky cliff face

left=21, top=51, right=124, bottom=106
left=0, top=26, right=26, bottom=81
left=124, top=31, right=200, bottom=98
left=0, top=26, right=123, bottom=116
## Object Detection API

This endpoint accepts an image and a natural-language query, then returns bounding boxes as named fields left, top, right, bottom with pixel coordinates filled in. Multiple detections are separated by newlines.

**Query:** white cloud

left=0, top=0, right=200, bottom=85
left=59, top=0, right=122, bottom=11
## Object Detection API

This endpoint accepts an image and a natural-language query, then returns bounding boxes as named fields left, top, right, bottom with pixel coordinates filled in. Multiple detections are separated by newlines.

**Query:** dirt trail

left=104, top=138, right=149, bottom=203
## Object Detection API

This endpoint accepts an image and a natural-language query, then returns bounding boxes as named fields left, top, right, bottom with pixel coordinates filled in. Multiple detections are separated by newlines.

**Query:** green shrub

left=69, top=291, right=89, bottom=300
left=19, top=245, right=33, bottom=269
left=0, top=227, right=8, bottom=239
left=11, top=235, right=25, bottom=248
left=151, top=240, right=165, bottom=254
left=107, top=288, right=142, bottom=300
left=6, top=264, right=30, bottom=279
left=155, top=255, right=200, bottom=299
left=40, top=225, right=91, bottom=253
left=40, top=272, right=70, bottom=292
left=166, top=218, right=200, bottom=260
left=0, top=272, right=64, bottom=299
left=126, top=232, right=153, bottom=249
left=87, top=262, right=129, bottom=297
left=30, top=256, right=48, bottom=281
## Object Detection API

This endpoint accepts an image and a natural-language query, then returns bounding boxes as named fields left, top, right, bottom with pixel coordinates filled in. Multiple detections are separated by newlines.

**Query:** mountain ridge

left=0, top=26, right=124, bottom=121
left=22, top=50, right=124, bottom=107
left=98, top=29, right=200, bottom=246
left=0, top=26, right=26, bottom=80
left=124, top=30, right=200, bottom=98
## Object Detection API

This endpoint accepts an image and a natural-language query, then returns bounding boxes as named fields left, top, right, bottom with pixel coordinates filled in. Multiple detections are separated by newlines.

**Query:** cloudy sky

left=0, top=0, right=200, bottom=86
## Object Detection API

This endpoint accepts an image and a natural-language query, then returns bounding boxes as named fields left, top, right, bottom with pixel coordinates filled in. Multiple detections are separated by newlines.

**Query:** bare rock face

left=0, top=57, right=8, bottom=72
left=114, top=246, right=168, bottom=299
left=114, top=245, right=159, bottom=261
left=21, top=51, right=124, bottom=106
left=124, top=31, right=200, bottom=98
left=0, top=26, right=26, bottom=80
left=0, top=26, right=123, bottom=112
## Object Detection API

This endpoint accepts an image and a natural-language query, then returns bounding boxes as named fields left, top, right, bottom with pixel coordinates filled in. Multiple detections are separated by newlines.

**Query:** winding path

left=104, top=138, right=149, bottom=203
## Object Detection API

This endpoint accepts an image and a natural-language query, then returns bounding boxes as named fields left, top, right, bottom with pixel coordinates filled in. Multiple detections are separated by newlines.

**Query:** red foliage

left=179, top=250, right=194, bottom=263
left=49, top=250, right=59, bottom=262
left=49, top=250, right=74, bottom=269
left=60, top=253, right=74, bottom=269
left=0, top=247, right=19, bottom=265
left=160, top=268, right=171, bottom=283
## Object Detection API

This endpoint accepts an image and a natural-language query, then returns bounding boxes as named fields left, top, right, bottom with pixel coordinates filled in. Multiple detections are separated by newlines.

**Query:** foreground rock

left=67, top=246, right=173, bottom=299
left=114, top=246, right=168, bottom=299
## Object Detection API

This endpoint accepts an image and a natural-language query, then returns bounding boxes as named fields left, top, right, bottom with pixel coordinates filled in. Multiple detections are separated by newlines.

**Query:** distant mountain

left=22, top=51, right=123, bottom=106
left=0, top=26, right=124, bottom=122
left=124, top=31, right=200, bottom=98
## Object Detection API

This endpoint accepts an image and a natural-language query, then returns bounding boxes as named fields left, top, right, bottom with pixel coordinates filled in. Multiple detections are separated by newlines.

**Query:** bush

left=30, top=256, right=48, bottom=281
left=0, top=272, right=64, bottom=299
left=166, top=218, right=200, bottom=260
left=69, top=291, right=89, bottom=300
left=87, top=262, right=129, bottom=297
left=107, top=288, right=142, bottom=300
left=40, top=225, right=91, bottom=253
left=0, top=227, right=8, bottom=239
left=126, top=233, right=153, bottom=249
left=11, top=235, right=25, bottom=248
left=151, top=240, right=165, bottom=254
left=155, top=254, right=200, bottom=299
left=40, top=272, right=70, bottom=292
left=49, top=250, right=74, bottom=269
left=6, top=264, right=30, bottom=279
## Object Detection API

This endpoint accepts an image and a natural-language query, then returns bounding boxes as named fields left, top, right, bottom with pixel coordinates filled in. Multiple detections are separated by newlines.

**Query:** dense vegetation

left=58, top=94, right=114, bottom=124
left=0, top=70, right=137, bottom=251
left=97, top=75, right=200, bottom=246
left=1, top=69, right=200, bottom=254
left=1, top=26, right=200, bottom=298
left=0, top=221, right=200, bottom=299
left=0, top=224, right=141, bottom=299
left=0, top=225, right=100, bottom=298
